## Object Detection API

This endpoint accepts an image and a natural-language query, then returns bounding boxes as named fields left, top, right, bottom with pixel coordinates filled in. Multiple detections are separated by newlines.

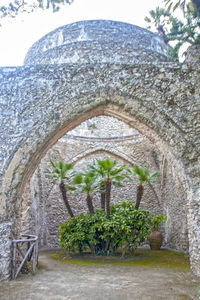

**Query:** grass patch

left=49, top=248, right=190, bottom=271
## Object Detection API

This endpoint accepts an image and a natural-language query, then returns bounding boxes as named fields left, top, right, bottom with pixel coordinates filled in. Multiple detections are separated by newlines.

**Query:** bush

left=149, top=214, right=167, bottom=231
left=59, top=201, right=150, bottom=256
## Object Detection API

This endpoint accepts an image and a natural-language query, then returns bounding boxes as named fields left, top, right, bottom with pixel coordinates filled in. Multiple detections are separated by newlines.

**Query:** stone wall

left=18, top=116, right=189, bottom=252
left=0, top=19, right=199, bottom=279
left=0, top=61, right=199, bottom=200
left=0, top=221, right=12, bottom=281
left=0, top=59, right=199, bottom=278
left=24, top=20, right=169, bottom=65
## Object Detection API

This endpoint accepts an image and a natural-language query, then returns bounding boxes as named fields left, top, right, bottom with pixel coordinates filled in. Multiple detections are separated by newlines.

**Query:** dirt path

left=0, top=251, right=199, bottom=300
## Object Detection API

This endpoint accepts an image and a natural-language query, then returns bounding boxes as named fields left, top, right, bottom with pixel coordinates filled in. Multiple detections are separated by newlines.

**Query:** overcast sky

left=0, top=0, right=162, bottom=66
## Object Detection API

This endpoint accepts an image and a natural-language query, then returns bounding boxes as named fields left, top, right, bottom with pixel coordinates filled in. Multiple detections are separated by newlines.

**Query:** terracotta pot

left=149, top=230, right=163, bottom=250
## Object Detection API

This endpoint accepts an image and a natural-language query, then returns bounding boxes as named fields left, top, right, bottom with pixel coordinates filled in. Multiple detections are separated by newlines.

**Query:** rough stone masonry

left=0, top=20, right=199, bottom=280
left=27, top=117, right=188, bottom=251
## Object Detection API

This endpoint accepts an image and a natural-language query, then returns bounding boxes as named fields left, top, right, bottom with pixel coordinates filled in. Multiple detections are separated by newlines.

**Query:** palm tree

left=45, top=160, right=75, bottom=217
left=89, top=162, right=106, bottom=211
left=73, top=171, right=97, bottom=214
left=90, top=158, right=127, bottom=219
left=128, top=164, right=159, bottom=210
left=164, top=0, right=200, bottom=16
left=100, top=183, right=106, bottom=210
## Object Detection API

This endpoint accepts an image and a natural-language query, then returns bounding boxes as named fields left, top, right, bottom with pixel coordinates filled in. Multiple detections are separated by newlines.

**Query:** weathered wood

left=12, top=242, right=17, bottom=279
left=27, top=241, right=31, bottom=261
left=33, top=242, right=37, bottom=274
left=11, top=234, right=38, bottom=279
left=13, top=237, right=37, bottom=243
left=16, top=243, right=34, bottom=275
left=15, top=243, right=35, bottom=278
left=35, top=239, right=39, bottom=269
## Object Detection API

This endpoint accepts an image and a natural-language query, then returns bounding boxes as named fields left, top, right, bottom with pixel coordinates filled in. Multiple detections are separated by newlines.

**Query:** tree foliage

left=59, top=201, right=151, bottom=256
left=0, top=0, right=74, bottom=26
left=145, top=0, right=200, bottom=61
left=45, top=158, right=159, bottom=219
left=89, top=158, right=127, bottom=219
left=38, top=0, right=74, bottom=12
left=73, top=171, right=98, bottom=214
left=127, top=164, right=159, bottom=210
left=164, top=0, right=200, bottom=16
left=45, top=158, right=161, bottom=256
left=45, top=160, right=75, bottom=217
left=149, top=214, right=167, bottom=231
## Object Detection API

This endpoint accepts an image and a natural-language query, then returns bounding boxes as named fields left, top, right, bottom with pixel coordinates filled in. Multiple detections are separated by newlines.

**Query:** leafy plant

left=149, top=214, right=167, bottom=231
left=45, top=160, right=75, bottom=217
left=110, top=201, right=151, bottom=255
left=164, top=0, right=200, bottom=17
left=127, top=164, right=159, bottom=210
left=59, top=213, right=94, bottom=254
left=59, top=201, right=151, bottom=256
left=196, top=285, right=200, bottom=298
left=73, top=171, right=98, bottom=214
left=145, top=0, right=200, bottom=61
left=87, top=122, right=97, bottom=133
left=89, top=158, right=127, bottom=219
left=0, top=0, right=74, bottom=25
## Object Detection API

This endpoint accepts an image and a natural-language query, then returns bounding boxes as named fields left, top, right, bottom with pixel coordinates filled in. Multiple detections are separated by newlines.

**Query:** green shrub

left=59, top=200, right=150, bottom=256
left=149, top=214, right=167, bottom=231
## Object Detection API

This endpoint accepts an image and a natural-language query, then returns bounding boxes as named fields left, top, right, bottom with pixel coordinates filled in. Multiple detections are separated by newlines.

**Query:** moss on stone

left=49, top=248, right=190, bottom=270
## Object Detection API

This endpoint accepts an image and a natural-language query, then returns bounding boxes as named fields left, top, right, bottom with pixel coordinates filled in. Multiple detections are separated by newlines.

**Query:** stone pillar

left=0, top=221, right=12, bottom=281
left=184, top=44, right=200, bottom=64
left=188, top=187, right=200, bottom=277
left=187, top=45, right=200, bottom=277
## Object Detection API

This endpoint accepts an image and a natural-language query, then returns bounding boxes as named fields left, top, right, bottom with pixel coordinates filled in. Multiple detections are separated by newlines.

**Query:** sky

left=0, top=0, right=162, bottom=66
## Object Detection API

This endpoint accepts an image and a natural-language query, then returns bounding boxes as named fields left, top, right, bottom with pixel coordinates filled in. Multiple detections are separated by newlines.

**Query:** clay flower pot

left=149, top=230, right=163, bottom=250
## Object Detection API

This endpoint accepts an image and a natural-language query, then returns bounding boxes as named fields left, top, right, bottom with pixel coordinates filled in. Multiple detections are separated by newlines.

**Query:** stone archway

left=1, top=101, right=195, bottom=219
left=71, top=148, right=135, bottom=166
left=17, top=110, right=187, bottom=252
left=1, top=101, right=199, bottom=276
left=0, top=21, right=199, bottom=280
left=26, top=148, right=137, bottom=249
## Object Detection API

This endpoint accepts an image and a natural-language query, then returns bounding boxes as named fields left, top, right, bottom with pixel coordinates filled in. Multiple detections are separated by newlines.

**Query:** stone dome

left=62, top=116, right=144, bottom=142
left=24, top=20, right=169, bottom=65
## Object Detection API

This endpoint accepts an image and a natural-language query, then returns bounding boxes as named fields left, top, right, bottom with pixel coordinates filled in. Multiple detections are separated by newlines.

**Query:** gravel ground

left=0, top=250, right=199, bottom=300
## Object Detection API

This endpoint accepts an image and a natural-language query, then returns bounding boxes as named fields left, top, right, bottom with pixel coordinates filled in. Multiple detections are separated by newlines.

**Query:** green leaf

left=73, top=174, right=83, bottom=185
left=144, top=16, right=151, bottom=23
left=150, top=172, right=159, bottom=179
left=50, top=160, right=56, bottom=168
left=167, top=2, right=172, bottom=12
left=66, top=185, right=76, bottom=191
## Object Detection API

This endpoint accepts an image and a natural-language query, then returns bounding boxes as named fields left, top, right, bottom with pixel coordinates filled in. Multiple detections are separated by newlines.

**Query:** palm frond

left=73, top=174, right=83, bottom=185
left=66, top=185, right=76, bottom=191
left=149, top=172, right=160, bottom=180
left=130, top=164, right=159, bottom=185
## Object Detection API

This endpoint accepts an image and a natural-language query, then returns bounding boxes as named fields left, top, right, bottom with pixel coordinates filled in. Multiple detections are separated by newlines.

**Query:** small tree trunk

left=86, top=194, right=94, bottom=214
left=59, top=181, right=74, bottom=218
left=78, top=244, right=83, bottom=255
left=100, top=184, right=106, bottom=211
left=105, top=237, right=110, bottom=253
left=135, top=185, right=144, bottom=209
left=105, top=179, right=112, bottom=219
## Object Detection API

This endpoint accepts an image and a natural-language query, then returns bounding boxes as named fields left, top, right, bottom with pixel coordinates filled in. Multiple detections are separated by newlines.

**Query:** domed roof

left=24, top=20, right=169, bottom=65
